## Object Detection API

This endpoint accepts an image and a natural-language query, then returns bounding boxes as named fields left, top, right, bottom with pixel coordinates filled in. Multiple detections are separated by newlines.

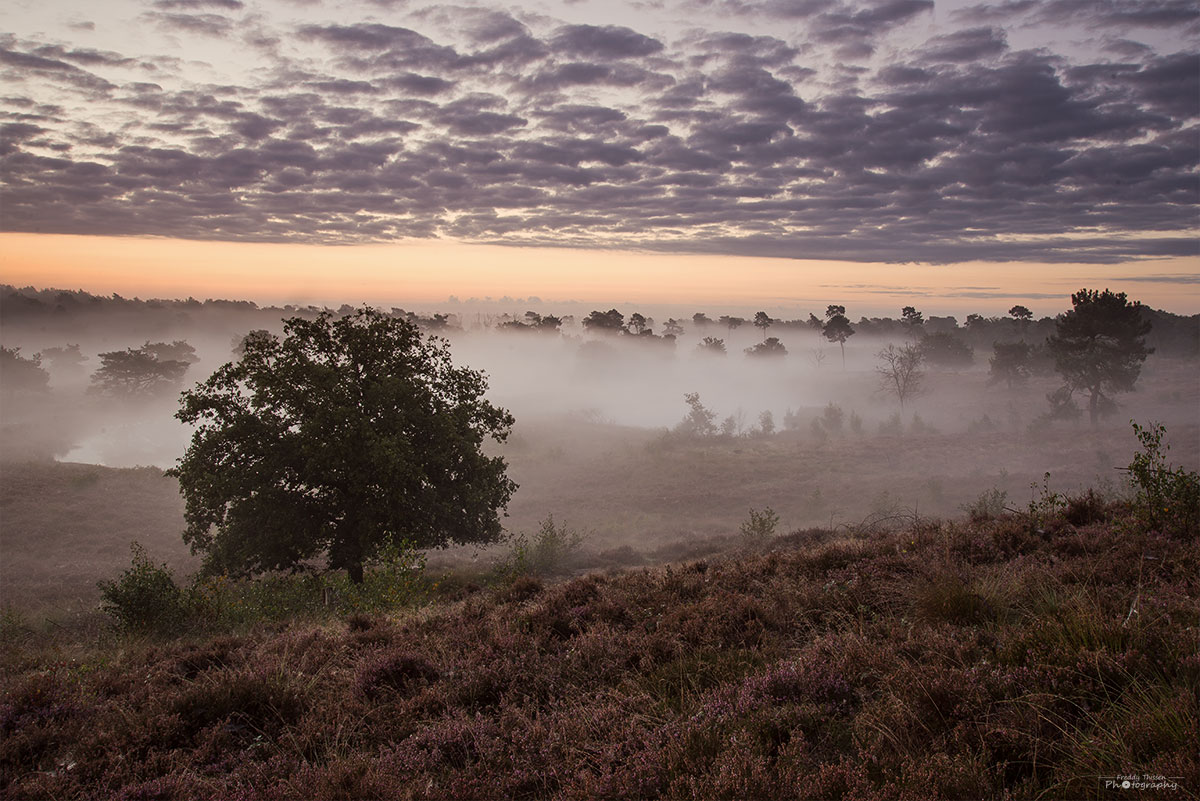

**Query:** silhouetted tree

left=901, top=306, right=925, bottom=339
left=143, top=340, right=199, bottom=364
left=169, top=309, right=516, bottom=583
left=627, top=313, right=649, bottom=335
left=753, top=311, right=773, bottom=340
left=876, top=343, right=924, bottom=411
left=536, top=314, right=563, bottom=332
left=719, top=315, right=745, bottom=332
left=822, top=312, right=855, bottom=369
left=919, top=332, right=974, bottom=368
left=692, top=312, right=712, bottom=327
left=989, top=341, right=1033, bottom=389
left=582, top=309, right=625, bottom=334
left=663, top=319, right=685, bottom=338
left=696, top=337, right=726, bottom=356
left=0, top=346, right=50, bottom=395
left=1046, top=289, right=1152, bottom=424
left=38, top=344, right=88, bottom=376
left=807, top=313, right=824, bottom=339
left=1009, top=305, right=1033, bottom=339
left=90, top=347, right=190, bottom=396
left=745, top=337, right=787, bottom=358
left=233, top=330, right=270, bottom=356
left=1009, top=305, right=1032, bottom=320
left=499, top=312, right=562, bottom=333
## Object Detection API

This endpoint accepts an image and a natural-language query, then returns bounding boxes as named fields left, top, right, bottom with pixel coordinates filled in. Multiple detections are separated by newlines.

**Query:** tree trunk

left=1088, top=390, right=1099, bottom=425
left=840, top=342, right=845, bottom=370
left=334, top=516, right=366, bottom=584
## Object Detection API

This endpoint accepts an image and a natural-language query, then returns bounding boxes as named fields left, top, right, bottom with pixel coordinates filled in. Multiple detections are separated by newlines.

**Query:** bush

left=98, top=543, right=189, bottom=633
left=963, top=488, right=1009, bottom=523
left=739, top=507, right=780, bottom=547
left=1064, top=488, right=1109, bottom=526
left=500, top=516, right=584, bottom=578
left=1126, top=421, right=1200, bottom=535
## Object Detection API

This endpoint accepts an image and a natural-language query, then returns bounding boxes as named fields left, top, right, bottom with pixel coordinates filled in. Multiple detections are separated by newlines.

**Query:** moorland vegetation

left=1, top=425, right=1197, bottom=799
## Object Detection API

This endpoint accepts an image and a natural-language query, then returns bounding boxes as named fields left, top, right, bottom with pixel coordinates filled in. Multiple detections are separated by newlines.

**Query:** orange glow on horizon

left=1, top=232, right=1197, bottom=318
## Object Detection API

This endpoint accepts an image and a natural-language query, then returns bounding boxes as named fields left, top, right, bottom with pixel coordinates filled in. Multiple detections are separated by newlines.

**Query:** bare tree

left=876, top=343, right=924, bottom=411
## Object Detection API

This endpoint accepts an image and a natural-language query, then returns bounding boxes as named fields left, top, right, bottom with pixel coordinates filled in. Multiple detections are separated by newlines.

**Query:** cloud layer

left=1, top=0, right=1196, bottom=263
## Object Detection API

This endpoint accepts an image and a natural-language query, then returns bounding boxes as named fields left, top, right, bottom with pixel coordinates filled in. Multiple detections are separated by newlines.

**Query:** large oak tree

left=169, top=309, right=516, bottom=583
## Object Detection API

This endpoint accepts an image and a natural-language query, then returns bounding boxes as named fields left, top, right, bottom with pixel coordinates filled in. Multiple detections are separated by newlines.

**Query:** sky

left=1, top=0, right=1198, bottom=316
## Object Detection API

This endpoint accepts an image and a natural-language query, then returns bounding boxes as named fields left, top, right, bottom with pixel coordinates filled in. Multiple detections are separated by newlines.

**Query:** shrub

left=342, top=540, right=427, bottom=612
left=739, top=507, right=780, bottom=547
left=878, top=412, right=903, bottom=436
left=500, top=516, right=584, bottom=578
left=98, top=543, right=189, bottom=633
left=1026, top=472, right=1066, bottom=530
left=821, top=403, right=844, bottom=433
left=963, top=488, right=1009, bottom=523
left=675, top=392, right=718, bottom=438
left=1126, top=421, right=1200, bottom=536
left=1064, top=488, right=1109, bottom=526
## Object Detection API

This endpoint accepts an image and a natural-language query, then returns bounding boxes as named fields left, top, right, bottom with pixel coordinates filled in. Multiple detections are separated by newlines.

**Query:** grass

left=3, top=493, right=1197, bottom=799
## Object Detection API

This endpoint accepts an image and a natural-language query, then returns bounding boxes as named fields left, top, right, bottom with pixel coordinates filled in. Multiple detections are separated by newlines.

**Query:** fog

left=2, top=286, right=1197, bottom=597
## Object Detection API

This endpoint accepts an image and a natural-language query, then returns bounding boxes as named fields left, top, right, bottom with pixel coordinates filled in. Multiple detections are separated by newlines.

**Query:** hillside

left=3, top=495, right=1196, bottom=800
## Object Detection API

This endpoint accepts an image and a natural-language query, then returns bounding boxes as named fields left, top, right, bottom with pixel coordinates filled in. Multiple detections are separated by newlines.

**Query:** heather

left=4, top=494, right=1197, bottom=799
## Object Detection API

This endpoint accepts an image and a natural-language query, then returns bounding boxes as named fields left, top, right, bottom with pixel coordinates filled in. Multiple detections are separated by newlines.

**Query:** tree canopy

left=988, top=341, right=1033, bottom=389
left=745, top=337, right=787, bottom=358
left=169, top=308, right=516, bottom=583
left=753, top=311, right=773, bottom=339
left=919, top=332, right=974, bottom=368
left=0, top=346, right=50, bottom=395
left=582, top=309, right=625, bottom=334
left=822, top=312, right=855, bottom=369
left=90, top=346, right=190, bottom=396
left=1046, top=289, right=1152, bottom=424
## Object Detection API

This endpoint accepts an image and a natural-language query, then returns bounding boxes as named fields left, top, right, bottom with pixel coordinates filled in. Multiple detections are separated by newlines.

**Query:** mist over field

left=2, top=284, right=1197, bottom=611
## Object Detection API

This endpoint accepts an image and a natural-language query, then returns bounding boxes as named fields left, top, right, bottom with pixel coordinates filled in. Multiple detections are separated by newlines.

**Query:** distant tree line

left=5, top=284, right=1196, bottom=359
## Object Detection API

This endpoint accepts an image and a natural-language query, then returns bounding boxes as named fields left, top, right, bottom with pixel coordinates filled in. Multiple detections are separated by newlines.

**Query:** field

left=2, top=486, right=1197, bottom=799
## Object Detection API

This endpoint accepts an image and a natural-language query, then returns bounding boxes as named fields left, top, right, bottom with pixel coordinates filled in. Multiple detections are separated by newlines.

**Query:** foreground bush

left=97, top=543, right=189, bottom=632
left=5, top=489, right=1196, bottom=799
left=1126, top=420, right=1200, bottom=536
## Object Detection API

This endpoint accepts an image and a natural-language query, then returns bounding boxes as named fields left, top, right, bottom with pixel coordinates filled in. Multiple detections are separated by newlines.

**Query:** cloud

left=948, top=1, right=1038, bottom=23
left=1034, top=0, right=1200, bottom=29
left=1112, top=273, right=1200, bottom=284
left=0, top=46, right=116, bottom=93
left=297, top=23, right=437, bottom=52
left=550, top=24, right=665, bottom=59
left=1, top=4, right=1195, bottom=264
left=153, top=0, right=244, bottom=9
left=919, top=27, right=1008, bottom=63
left=144, top=12, right=236, bottom=37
